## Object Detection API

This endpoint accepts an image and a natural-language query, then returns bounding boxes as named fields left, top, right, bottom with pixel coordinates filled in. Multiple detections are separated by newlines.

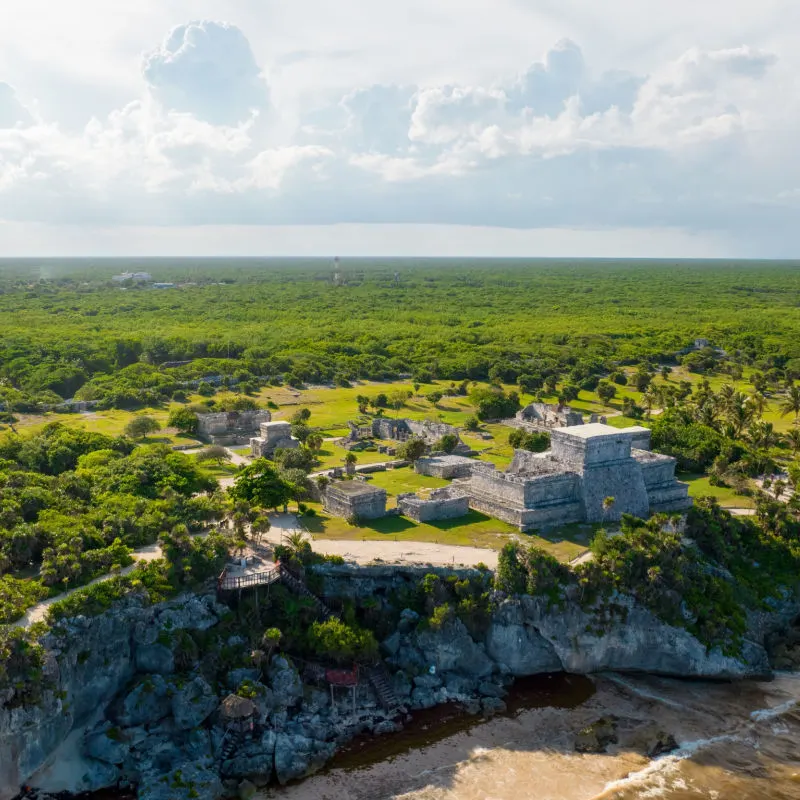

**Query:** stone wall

left=372, top=418, right=466, bottom=449
left=635, top=450, right=692, bottom=513
left=397, top=487, right=470, bottom=522
left=197, top=410, right=271, bottom=445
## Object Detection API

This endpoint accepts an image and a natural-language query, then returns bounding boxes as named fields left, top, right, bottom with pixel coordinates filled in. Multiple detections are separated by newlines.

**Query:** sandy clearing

left=266, top=513, right=498, bottom=569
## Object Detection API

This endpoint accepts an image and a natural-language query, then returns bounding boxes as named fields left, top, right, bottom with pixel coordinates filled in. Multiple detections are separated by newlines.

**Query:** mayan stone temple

left=462, top=423, right=691, bottom=531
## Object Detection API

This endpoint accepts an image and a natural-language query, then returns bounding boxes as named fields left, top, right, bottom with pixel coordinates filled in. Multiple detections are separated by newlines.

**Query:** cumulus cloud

left=142, top=20, right=269, bottom=125
left=0, top=83, right=33, bottom=128
left=0, top=22, right=794, bottom=251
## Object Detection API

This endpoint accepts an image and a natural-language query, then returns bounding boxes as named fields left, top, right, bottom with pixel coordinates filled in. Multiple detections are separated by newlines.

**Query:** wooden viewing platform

left=217, top=564, right=281, bottom=592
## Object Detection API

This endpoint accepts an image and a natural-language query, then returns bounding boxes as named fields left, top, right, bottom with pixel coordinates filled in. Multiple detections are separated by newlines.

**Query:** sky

left=0, top=1, right=798, bottom=258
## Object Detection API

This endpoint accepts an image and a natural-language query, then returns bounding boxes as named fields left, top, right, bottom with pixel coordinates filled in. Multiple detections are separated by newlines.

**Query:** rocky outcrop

left=486, top=602, right=562, bottom=675
left=274, top=733, right=336, bottom=785
left=0, top=592, right=227, bottom=799
left=3, top=565, right=798, bottom=799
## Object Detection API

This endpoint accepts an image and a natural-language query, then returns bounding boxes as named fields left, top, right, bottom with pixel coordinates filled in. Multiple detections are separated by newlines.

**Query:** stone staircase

left=278, top=565, right=338, bottom=620
left=219, top=728, right=244, bottom=762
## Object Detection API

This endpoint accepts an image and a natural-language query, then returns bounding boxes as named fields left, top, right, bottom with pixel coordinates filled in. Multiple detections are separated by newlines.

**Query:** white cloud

left=0, top=5, right=797, bottom=255
left=0, top=82, right=33, bottom=128
left=142, top=20, right=270, bottom=125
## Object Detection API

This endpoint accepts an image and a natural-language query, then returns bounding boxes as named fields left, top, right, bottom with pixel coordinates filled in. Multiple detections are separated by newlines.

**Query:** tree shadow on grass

left=425, top=510, right=495, bottom=532
left=361, top=516, right=418, bottom=535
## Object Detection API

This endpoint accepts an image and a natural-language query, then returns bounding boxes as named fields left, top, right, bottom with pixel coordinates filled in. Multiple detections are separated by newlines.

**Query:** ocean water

left=264, top=672, right=800, bottom=800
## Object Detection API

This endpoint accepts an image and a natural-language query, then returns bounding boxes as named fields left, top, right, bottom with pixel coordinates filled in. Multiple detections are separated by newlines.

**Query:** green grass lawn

left=11, top=406, right=204, bottom=447
left=315, top=443, right=394, bottom=470
left=199, top=461, right=240, bottom=480
left=678, top=473, right=756, bottom=509
left=364, top=467, right=448, bottom=504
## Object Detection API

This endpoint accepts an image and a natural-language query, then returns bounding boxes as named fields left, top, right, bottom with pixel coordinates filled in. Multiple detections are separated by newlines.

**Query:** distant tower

left=393, top=271, right=400, bottom=285
left=332, top=256, right=342, bottom=287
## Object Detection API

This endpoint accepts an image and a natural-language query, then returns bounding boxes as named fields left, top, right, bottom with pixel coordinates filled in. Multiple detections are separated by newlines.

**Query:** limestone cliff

left=0, top=565, right=797, bottom=798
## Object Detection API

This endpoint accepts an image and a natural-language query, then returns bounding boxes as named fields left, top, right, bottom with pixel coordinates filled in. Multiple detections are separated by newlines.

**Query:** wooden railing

left=217, top=565, right=280, bottom=592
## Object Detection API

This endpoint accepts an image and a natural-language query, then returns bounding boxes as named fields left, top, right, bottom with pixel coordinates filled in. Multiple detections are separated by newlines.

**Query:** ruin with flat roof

left=250, top=420, right=300, bottom=458
left=414, top=454, right=476, bottom=479
left=322, top=480, right=387, bottom=520
left=460, top=423, right=690, bottom=531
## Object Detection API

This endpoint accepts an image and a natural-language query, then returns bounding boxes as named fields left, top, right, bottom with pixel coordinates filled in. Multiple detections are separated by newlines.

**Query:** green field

left=679, top=473, right=756, bottom=509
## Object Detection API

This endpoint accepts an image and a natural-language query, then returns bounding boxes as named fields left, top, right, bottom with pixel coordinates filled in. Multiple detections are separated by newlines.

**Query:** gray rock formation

left=486, top=601, right=564, bottom=675
left=274, top=733, right=336, bottom=785
left=171, top=676, right=218, bottom=730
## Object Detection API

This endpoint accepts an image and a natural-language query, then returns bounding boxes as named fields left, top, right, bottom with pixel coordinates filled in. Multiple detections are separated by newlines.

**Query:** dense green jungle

left=1, top=258, right=800, bottom=407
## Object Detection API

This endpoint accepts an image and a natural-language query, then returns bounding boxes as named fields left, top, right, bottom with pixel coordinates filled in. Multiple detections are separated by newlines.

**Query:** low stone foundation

left=398, top=487, right=470, bottom=522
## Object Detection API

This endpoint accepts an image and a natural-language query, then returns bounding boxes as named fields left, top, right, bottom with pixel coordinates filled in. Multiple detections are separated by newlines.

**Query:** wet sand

left=262, top=672, right=800, bottom=800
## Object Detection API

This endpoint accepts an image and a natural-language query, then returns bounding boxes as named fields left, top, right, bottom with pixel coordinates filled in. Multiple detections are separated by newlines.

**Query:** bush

left=0, top=576, right=49, bottom=625
left=508, top=429, right=550, bottom=453
left=306, top=618, right=378, bottom=664
left=469, top=388, right=521, bottom=421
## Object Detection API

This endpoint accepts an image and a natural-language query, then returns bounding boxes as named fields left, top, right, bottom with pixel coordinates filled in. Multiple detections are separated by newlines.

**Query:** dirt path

left=266, top=513, right=499, bottom=568
left=224, top=447, right=250, bottom=466
left=17, top=543, right=165, bottom=628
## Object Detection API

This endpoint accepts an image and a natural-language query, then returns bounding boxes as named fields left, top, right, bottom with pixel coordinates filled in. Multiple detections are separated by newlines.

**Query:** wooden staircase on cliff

left=366, top=664, right=401, bottom=712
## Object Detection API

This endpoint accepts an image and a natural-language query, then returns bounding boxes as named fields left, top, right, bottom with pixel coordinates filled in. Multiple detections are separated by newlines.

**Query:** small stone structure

left=196, top=410, right=272, bottom=445
left=462, top=423, right=690, bottom=531
left=415, top=455, right=476, bottom=479
left=516, top=403, right=584, bottom=430
left=397, top=487, right=470, bottom=523
left=250, top=421, right=300, bottom=458
left=323, top=481, right=387, bottom=520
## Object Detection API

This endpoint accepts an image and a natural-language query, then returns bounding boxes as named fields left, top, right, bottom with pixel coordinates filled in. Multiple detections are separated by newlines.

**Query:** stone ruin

left=415, top=454, right=477, bottom=479
left=371, top=418, right=471, bottom=453
left=250, top=420, right=300, bottom=458
left=515, top=402, right=584, bottom=431
left=460, top=423, right=691, bottom=531
left=337, top=417, right=471, bottom=455
left=397, top=486, right=470, bottom=523
left=322, top=480, right=387, bottom=520
left=196, top=409, right=272, bottom=445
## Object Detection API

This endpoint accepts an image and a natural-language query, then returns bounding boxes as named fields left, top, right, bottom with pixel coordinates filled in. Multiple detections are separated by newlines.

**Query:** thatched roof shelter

left=219, top=694, right=255, bottom=720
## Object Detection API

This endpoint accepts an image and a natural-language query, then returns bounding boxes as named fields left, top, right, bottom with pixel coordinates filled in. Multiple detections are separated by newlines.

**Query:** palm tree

left=286, top=530, right=307, bottom=555
left=601, top=496, right=616, bottom=524
left=749, top=391, right=768, bottom=418
left=780, top=386, right=800, bottom=425
left=716, top=383, right=736, bottom=413
left=642, top=389, right=658, bottom=419
left=726, top=392, right=753, bottom=437
left=695, top=401, right=718, bottom=428
left=747, top=420, right=779, bottom=450
left=783, top=428, right=800, bottom=455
